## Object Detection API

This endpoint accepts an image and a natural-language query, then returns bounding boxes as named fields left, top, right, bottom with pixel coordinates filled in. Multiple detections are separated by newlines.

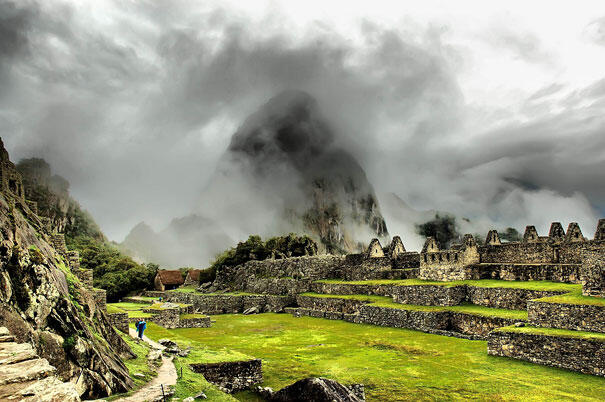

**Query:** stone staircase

left=0, top=327, right=80, bottom=401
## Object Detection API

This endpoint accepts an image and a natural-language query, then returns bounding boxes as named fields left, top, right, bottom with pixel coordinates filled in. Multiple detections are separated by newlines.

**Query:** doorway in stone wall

left=553, top=248, right=560, bottom=263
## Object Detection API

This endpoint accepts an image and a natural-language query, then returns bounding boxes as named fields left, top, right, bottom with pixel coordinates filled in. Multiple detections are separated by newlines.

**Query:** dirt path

left=114, top=329, right=178, bottom=402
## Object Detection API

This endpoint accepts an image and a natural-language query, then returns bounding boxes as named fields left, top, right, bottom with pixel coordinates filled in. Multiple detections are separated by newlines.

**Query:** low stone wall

left=108, top=312, right=129, bottom=333
left=149, top=308, right=180, bottom=329
left=382, top=268, right=419, bottom=279
left=295, top=295, right=370, bottom=314
left=92, top=289, right=107, bottom=311
left=488, top=330, right=605, bottom=377
left=528, top=301, right=605, bottom=333
left=236, top=278, right=313, bottom=296
left=162, top=292, right=294, bottom=314
left=145, top=291, right=166, bottom=298
left=392, top=285, right=466, bottom=306
left=178, top=316, right=211, bottom=328
left=467, top=287, right=564, bottom=310
left=356, top=305, right=522, bottom=339
left=122, top=297, right=155, bottom=304
left=475, top=264, right=582, bottom=283
left=76, top=269, right=93, bottom=288
left=310, top=282, right=395, bottom=297
left=190, top=359, right=263, bottom=393
left=287, top=304, right=522, bottom=339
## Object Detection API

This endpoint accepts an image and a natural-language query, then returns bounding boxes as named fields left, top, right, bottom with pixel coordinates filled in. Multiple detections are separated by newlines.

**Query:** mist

left=1, top=0, right=605, bottom=264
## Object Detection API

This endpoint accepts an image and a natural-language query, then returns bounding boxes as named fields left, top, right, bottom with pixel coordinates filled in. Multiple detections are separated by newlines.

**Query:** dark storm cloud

left=0, top=0, right=601, bottom=248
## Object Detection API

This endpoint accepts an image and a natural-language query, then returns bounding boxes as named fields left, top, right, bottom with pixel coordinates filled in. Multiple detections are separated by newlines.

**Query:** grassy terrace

left=180, top=313, right=210, bottom=319
left=495, top=325, right=605, bottom=341
left=315, top=278, right=580, bottom=292
left=107, top=302, right=154, bottom=318
left=299, top=293, right=528, bottom=320
left=534, top=289, right=605, bottom=306
left=150, top=314, right=605, bottom=401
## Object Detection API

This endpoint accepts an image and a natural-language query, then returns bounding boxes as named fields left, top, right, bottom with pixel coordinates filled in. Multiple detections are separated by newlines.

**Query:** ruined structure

left=142, top=220, right=605, bottom=380
left=154, top=269, right=185, bottom=291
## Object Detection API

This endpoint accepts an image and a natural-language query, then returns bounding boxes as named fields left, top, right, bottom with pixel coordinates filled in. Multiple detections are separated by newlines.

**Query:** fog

left=1, top=0, right=605, bottom=262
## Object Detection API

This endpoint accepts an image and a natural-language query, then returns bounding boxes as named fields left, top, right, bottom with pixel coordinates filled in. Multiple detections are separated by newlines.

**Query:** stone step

left=0, top=342, right=37, bottom=365
left=10, top=376, right=80, bottom=401
left=0, top=358, right=56, bottom=386
left=0, top=335, right=16, bottom=343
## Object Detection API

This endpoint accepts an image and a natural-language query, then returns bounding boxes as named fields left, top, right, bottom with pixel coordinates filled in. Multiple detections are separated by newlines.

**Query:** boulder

left=269, top=377, right=364, bottom=402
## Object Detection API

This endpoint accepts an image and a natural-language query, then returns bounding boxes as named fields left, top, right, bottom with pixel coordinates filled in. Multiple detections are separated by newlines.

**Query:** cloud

left=0, top=0, right=602, bottom=258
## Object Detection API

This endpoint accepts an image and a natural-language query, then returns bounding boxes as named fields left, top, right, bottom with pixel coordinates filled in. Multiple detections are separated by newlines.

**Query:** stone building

left=154, top=270, right=184, bottom=291
left=184, top=269, right=202, bottom=286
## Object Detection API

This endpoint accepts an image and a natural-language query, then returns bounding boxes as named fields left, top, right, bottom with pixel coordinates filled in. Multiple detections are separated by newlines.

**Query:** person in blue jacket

left=137, top=319, right=147, bottom=339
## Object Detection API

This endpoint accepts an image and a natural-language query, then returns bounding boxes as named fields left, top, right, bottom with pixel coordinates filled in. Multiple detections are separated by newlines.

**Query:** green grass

left=316, top=279, right=580, bottom=292
left=168, top=288, right=263, bottom=296
left=534, top=289, right=605, bottom=306
left=109, top=302, right=153, bottom=311
left=147, top=314, right=605, bottom=401
left=128, top=311, right=153, bottom=318
left=300, top=293, right=528, bottom=320
left=495, top=325, right=605, bottom=341
left=169, top=286, right=198, bottom=293
left=126, top=296, right=158, bottom=302
left=106, top=304, right=125, bottom=314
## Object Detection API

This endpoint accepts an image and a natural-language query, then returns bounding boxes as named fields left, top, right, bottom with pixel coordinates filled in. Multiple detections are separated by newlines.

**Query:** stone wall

left=581, top=248, right=605, bottom=297
left=178, top=315, right=211, bottom=328
left=149, top=308, right=180, bottom=329
left=76, top=269, right=94, bottom=289
left=213, top=256, right=345, bottom=291
left=310, top=282, right=395, bottom=297
left=93, top=289, right=107, bottom=311
left=487, top=330, right=605, bottom=377
left=392, top=285, right=467, bottom=306
left=473, top=263, right=582, bottom=283
left=295, top=295, right=370, bottom=314
left=190, top=359, right=263, bottom=393
left=160, top=292, right=294, bottom=314
left=527, top=300, right=605, bottom=333
left=467, top=287, right=564, bottom=310
left=355, top=305, right=521, bottom=340
left=108, top=312, right=129, bottom=334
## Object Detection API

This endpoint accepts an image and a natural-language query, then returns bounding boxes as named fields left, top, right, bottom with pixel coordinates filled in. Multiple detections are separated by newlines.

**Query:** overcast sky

left=1, top=0, right=605, bottom=242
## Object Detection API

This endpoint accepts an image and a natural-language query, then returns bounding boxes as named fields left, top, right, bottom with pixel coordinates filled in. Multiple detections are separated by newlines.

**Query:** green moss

left=315, top=279, right=580, bottom=292
left=106, top=304, right=125, bottom=314
left=494, top=325, right=605, bottom=341
left=534, top=289, right=605, bottom=306
left=144, top=314, right=605, bottom=401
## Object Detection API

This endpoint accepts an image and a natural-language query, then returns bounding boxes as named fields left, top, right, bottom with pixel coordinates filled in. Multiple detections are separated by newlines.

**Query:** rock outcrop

left=0, top=139, right=134, bottom=399
left=268, top=377, right=364, bottom=402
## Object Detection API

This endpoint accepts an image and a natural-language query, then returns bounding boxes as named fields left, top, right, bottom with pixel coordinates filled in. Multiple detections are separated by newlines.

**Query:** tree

left=415, top=214, right=459, bottom=249
left=500, top=227, right=522, bottom=242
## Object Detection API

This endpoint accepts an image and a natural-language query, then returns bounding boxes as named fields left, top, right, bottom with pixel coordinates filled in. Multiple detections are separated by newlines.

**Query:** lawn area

left=534, top=289, right=605, bottom=306
left=300, top=293, right=528, bottom=320
left=107, top=302, right=154, bottom=318
left=145, top=313, right=604, bottom=401
left=316, top=279, right=580, bottom=292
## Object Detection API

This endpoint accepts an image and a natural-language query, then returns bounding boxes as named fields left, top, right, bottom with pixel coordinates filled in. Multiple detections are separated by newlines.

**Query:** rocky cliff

left=0, top=139, right=133, bottom=398
left=16, top=158, right=104, bottom=242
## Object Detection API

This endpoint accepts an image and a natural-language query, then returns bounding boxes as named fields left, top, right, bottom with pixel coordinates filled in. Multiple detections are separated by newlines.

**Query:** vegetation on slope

left=415, top=214, right=459, bottom=248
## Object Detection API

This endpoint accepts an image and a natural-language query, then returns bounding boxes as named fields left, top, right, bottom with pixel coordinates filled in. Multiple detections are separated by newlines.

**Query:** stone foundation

left=75, top=269, right=93, bottom=289
left=355, top=305, right=521, bottom=340
left=158, top=292, right=294, bottom=314
left=466, top=287, right=564, bottom=310
left=190, top=359, right=262, bottom=393
left=108, top=313, right=129, bottom=333
left=295, top=295, right=370, bottom=314
left=392, top=285, right=467, bottom=306
left=474, top=263, right=582, bottom=283
left=92, top=289, right=107, bottom=311
left=178, top=315, right=211, bottom=328
left=527, top=300, right=605, bottom=333
left=287, top=305, right=523, bottom=340
left=487, top=329, right=605, bottom=377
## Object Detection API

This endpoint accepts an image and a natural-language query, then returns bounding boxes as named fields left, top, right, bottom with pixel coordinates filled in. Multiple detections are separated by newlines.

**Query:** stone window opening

left=454, top=254, right=458, bottom=262
left=8, top=179, right=17, bottom=193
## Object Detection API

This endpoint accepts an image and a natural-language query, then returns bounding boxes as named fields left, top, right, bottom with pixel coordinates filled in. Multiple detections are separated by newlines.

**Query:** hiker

left=137, top=319, right=146, bottom=339
left=159, top=296, right=163, bottom=302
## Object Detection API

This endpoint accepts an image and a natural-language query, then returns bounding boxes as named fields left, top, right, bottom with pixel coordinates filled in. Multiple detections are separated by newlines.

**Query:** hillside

left=0, top=139, right=134, bottom=398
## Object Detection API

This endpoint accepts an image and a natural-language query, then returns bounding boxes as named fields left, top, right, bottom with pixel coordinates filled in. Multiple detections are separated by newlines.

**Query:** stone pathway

left=112, top=329, right=178, bottom=402
left=0, top=327, right=80, bottom=401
